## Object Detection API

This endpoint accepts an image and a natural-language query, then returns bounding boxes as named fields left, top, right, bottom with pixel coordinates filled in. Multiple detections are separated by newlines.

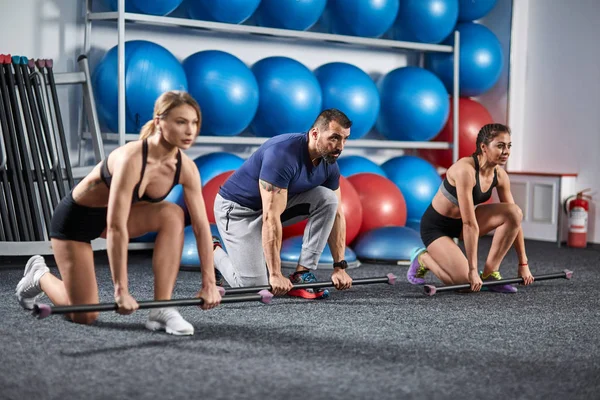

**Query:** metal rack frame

left=84, top=0, right=460, bottom=160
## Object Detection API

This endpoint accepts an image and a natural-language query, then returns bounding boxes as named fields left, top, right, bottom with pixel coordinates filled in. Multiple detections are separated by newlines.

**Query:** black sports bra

left=100, top=139, right=182, bottom=204
left=440, top=154, right=498, bottom=206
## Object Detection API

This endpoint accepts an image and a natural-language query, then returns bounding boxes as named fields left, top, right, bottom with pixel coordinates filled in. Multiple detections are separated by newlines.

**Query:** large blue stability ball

left=458, top=0, right=497, bottom=21
left=326, top=0, right=400, bottom=38
left=130, top=231, right=158, bottom=243
left=425, top=22, right=503, bottom=97
left=164, top=184, right=190, bottom=225
left=181, top=224, right=225, bottom=269
left=314, top=62, right=380, bottom=139
left=377, top=67, right=449, bottom=141
left=185, top=0, right=260, bottom=24
left=165, top=152, right=244, bottom=212
left=381, top=156, right=442, bottom=221
left=183, top=50, right=258, bottom=136
left=251, top=57, right=322, bottom=137
left=337, top=155, right=387, bottom=178
left=280, top=236, right=360, bottom=269
left=254, top=0, right=327, bottom=31
left=193, top=152, right=245, bottom=186
left=353, top=226, right=424, bottom=263
left=104, top=0, right=183, bottom=15
left=93, top=40, right=187, bottom=134
left=390, top=0, right=459, bottom=44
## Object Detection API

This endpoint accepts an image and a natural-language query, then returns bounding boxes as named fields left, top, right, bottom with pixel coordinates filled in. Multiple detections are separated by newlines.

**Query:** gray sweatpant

left=213, top=186, right=338, bottom=287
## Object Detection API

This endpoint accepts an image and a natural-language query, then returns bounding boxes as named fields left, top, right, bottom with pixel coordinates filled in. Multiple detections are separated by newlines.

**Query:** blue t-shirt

left=219, top=133, right=340, bottom=210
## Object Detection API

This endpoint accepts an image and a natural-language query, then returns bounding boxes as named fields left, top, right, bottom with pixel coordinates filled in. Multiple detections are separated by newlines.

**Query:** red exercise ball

left=347, top=173, right=407, bottom=237
left=419, top=97, right=493, bottom=169
left=282, top=176, right=363, bottom=245
left=202, top=170, right=234, bottom=223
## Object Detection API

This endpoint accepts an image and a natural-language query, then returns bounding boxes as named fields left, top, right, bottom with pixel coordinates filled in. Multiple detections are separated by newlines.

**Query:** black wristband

left=333, top=260, right=348, bottom=269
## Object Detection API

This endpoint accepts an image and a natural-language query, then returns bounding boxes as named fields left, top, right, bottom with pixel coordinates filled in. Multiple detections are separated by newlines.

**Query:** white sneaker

left=145, top=307, right=194, bottom=336
left=15, top=255, right=50, bottom=310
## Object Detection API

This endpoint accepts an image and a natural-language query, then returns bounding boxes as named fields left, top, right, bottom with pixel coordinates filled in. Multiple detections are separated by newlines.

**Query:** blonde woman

left=15, top=91, right=221, bottom=335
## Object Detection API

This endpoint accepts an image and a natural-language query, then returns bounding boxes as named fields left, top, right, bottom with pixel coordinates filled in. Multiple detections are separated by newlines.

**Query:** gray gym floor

left=0, top=236, right=598, bottom=400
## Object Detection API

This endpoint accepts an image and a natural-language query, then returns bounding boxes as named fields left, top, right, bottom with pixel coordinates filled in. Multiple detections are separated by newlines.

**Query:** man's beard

left=317, top=142, right=341, bottom=165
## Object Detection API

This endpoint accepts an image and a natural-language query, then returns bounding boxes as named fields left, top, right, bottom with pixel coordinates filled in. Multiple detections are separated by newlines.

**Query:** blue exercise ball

left=405, top=218, right=421, bottom=233
left=130, top=231, right=158, bottom=243
left=93, top=40, right=187, bottom=134
left=280, top=236, right=360, bottom=269
left=183, top=50, right=258, bottom=136
left=425, top=22, right=503, bottom=97
left=337, top=155, right=386, bottom=178
left=326, top=0, right=400, bottom=38
left=164, top=184, right=191, bottom=225
left=377, top=67, right=449, bottom=141
left=255, top=0, right=327, bottom=31
left=314, top=63, right=379, bottom=139
left=181, top=224, right=225, bottom=268
left=390, top=0, right=458, bottom=44
left=381, top=156, right=442, bottom=221
left=251, top=57, right=322, bottom=137
left=185, top=0, right=260, bottom=24
left=193, top=152, right=245, bottom=186
left=104, top=0, right=183, bottom=15
left=458, top=0, right=497, bottom=21
left=353, top=226, right=424, bottom=262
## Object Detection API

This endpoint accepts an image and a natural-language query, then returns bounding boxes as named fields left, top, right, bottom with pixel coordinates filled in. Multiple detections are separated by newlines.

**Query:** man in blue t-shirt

left=213, top=109, right=353, bottom=299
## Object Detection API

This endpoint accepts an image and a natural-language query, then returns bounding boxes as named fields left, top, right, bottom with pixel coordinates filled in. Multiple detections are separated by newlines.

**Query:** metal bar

left=222, top=274, right=396, bottom=295
left=33, top=292, right=272, bottom=319
left=88, top=12, right=454, bottom=53
left=30, top=69, right=65, bottom=198
left=82, top=132, right=453, bottom=150
left=423, top=270, right=574, bottom=296
left=43, top=59, right=75, bottom=189
left=77, top=55, right=105, bottom=161
left=20, top=59, right=60, bottom=209
left=52, top=72, right=86, bottom=85
left=117, top=0, right=126, bottom=147
left=452, top=30, right=460, bottom=164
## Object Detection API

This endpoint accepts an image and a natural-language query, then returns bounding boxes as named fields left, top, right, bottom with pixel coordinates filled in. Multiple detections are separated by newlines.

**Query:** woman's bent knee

left=69, top=311, right=99, bottom=325
left=508, top=203, right=523, bottom=225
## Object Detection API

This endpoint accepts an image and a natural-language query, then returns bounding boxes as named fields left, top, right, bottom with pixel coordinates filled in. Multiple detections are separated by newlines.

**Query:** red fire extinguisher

left=563, top=189, right=592, bottom=248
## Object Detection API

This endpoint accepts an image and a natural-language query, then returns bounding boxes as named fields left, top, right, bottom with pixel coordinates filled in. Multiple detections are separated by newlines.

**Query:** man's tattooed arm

left=259, top=180, right=283, bottom=194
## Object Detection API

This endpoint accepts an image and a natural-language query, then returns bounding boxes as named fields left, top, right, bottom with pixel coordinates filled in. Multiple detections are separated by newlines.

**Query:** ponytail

left=139, top=120, right=156, bottom=140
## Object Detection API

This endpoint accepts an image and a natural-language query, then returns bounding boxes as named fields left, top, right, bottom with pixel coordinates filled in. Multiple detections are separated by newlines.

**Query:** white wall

left=511, top=0, right=600, bottom=242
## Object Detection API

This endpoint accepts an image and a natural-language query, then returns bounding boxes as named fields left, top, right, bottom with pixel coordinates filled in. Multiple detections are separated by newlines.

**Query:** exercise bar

left=423, top=269, right=574, bottom=296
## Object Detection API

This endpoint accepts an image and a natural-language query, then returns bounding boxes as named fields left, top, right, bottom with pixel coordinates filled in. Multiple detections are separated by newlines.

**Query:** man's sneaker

left=145, top=308, right=194, bottom=336
left=15, top=255, right=50, bottom=310
left=407, top=247, right=428, bottom=285
left=481, top=271, right=518, bottom=293
left=212, top=236, right=225, bottom=286
left=287, top=270, right=329, bottom=300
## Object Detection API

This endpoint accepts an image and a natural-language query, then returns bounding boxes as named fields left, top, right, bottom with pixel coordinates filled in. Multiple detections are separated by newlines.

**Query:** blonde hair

left=139, top=91, right=202, bottom=140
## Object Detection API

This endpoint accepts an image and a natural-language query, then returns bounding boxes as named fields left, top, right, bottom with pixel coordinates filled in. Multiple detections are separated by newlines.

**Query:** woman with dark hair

left=15, top=91, right=222, bottom=334
left=407, top=123, right=534, bottom=293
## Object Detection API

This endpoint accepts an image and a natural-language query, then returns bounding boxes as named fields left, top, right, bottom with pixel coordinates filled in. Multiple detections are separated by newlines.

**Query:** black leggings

left=49, top=191, right=107, bottom=243
left=420, top=204, right=463, bottom=248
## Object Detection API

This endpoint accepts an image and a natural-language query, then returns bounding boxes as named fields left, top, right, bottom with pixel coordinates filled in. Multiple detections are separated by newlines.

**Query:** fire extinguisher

left=563, top=189, right=592, bottom=248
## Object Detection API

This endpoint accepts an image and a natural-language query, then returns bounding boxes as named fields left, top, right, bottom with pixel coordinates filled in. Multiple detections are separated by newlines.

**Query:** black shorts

left=49, top=191, right=108, bottom=243
left=420, top=204, right=463, bottom=248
